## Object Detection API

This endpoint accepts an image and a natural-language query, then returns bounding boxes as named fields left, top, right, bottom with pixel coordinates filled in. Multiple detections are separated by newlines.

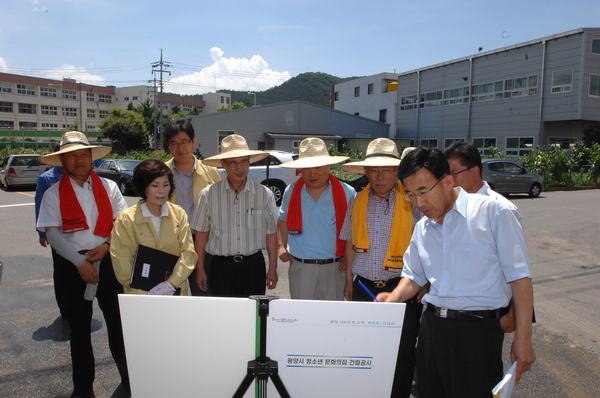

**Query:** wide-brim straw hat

left=278, top=137, right=349, bottom=169
left=202, top=134, right=269, bottom=167
left=341, top=139, right=415, bottom=174
left=39, top=131, right=112, bottom=167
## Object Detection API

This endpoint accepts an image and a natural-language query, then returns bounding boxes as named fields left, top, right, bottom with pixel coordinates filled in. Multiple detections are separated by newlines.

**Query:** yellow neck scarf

left=351, top=181, right=413, bottom=271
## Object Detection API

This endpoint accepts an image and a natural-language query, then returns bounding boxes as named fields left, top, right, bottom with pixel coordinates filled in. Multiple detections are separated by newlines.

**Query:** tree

left=99, top=107, right=149, bottom=153
left=171, top=104, right=181, bottom=115
left=217, top=101, right=246, bottom=112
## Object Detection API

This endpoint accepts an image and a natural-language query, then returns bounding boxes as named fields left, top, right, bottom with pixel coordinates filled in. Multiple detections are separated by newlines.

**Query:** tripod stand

left=233, top=295, right=291, bottom=398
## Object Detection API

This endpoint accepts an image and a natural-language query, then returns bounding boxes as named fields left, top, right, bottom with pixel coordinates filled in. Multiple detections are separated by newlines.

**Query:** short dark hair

left=132, top=159, right=175, bottom=201
left=398, top=147, right=450, bottom=183
left=164, top=119, right=195, bottom=143
left=442, top=142, right=482, bottom=176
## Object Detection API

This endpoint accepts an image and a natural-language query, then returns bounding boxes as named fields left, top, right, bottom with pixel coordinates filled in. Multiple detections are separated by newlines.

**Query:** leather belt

left=426, top=304, right=501, bottom=320
left=356, top=275, right=401, bottom=289
left=214, top=252, right=260, bottom=263
left=292, top=256, right=342, bottom=265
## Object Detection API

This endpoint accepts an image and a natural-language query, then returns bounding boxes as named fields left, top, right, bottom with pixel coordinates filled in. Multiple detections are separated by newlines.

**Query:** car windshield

left=118, top=161, right=140, bottom=171
left=13, top=156, right=41, bottom=166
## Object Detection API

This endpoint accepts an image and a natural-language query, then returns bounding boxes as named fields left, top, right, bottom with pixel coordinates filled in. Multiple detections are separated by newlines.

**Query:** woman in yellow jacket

left=111, top=159, right=197, bottom=295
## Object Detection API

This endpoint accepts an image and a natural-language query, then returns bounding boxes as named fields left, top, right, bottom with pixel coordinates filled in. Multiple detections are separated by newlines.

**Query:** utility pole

left=151, top=49, right=171, bottom=149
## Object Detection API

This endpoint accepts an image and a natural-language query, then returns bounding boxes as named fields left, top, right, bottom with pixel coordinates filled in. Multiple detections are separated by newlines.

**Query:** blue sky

left=1, top=0, right=598, bottom=95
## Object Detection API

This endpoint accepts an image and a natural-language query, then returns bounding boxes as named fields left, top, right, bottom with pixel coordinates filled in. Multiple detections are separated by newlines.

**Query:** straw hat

left=202, top=134, right=269, bottom=167
left=278, top=137, right=349, bottom=169
left=39, top=131, right=112, bottom=167
left=341, top=139, right=414, bottom=174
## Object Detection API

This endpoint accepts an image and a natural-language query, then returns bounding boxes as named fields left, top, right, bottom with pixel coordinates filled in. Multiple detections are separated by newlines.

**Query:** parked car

left=217, top=150, right=298, bottom=206
left=0, top=154, right=48, bottom=191
left=481, top=159, right=544, bottom=198
left=95, top=159, right=142, bottom=195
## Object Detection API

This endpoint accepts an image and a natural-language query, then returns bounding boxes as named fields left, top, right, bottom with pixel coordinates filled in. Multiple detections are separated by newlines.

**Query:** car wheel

left=4, top=180, right=12, bottom=191
left=529, top=183, right=542, bottom=198
left=263, top=180, right=286, bottom=206
left=118, top=179, right=128, bottom=196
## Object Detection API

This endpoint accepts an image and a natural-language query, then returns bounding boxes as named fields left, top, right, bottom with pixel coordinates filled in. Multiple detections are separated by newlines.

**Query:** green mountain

left=180, top=72, right=360, bottom=108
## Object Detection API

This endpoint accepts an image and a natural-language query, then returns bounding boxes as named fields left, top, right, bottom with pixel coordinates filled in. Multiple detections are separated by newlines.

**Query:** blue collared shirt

left=402, top=188, right=531, bottom=311
left=279, top=179, right=355, bottom=259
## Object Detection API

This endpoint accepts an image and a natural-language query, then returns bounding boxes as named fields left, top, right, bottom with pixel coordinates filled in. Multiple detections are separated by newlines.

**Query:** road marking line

left=17, top=192, right=35, bottom=197
left=0, top=203, right=35, bottom=208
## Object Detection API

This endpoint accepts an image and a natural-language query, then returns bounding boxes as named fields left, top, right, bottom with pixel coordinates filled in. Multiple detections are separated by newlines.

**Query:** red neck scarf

left=59, top=170, right=113, bottom=237
left=287, top=174, right=347, bottom=257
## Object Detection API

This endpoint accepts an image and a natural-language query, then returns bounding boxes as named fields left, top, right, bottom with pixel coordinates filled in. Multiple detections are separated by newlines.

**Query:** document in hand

left=492, top=361, right=517, bottom=398
left=129, top=245, right=179, bottom=292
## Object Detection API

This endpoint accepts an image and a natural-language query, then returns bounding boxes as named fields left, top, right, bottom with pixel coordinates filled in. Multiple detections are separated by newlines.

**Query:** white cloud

left=0, top=57, right=7, bottom=71
left=44, top=65, right=104, bottom=84
left=168, top=47, right=291, bottom=95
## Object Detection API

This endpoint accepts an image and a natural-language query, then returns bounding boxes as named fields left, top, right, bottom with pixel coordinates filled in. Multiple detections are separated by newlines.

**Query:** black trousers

left=353, top=276, right=422, bottom=398
left=417, top=309, right=504, bottom=398
left=51, top=247, right=71, bottom=317
left=54, top=252, right=127, bottom=393
left=209, top=252, right=266, bottom=297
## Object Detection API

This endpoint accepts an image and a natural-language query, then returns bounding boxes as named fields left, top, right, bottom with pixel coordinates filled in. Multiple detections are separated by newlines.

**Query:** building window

left=593, top=39, right=600, bottom=55
left=444, top=138, right=464, bottom=148
left=400, top=95, right=418, bottom=110
left=292, top=140, right=301, bottom=149
left=41, top=105, right=58, bottom=115
left=334, top=91, right=339, bottom=101
left=87, top=125, right=96, bottom=131
left=62, top=89, right=77, bottom=100
left=506, top=137, right=534, bottom=156
left=98, top=94, right=112, bottom=103
left=221, top=96, right=224, bottom=104
left=19, top=121, right=37, bottom=129
left=99, top=110, right=109, bottom=119
left=87, top=92, right=95, bottom=102
left=354, top=87, right=360, bottom=97
left=17, top=84, right=35, bottom=96
left=549, top=137, right=577, bottom=149
left=0, top=102, right=13, bottom=113
left=368, top=84, right=374, bottom=95
left=473, top=138, right=497, bottom=155
left=63, top=107, right=77, bottom=117
left=41, top=123, right=59, bottom=131
left=0, top=82, right=12, bottom=93
left=552, top=69, right=573, bottom=93
left=0, top=120, right=15, bottom=129
left=132, top=96, right=139, bottom=100
left=589, top=74, right=600, bottom=97
left=226, top=97, right=230, bottom=105
left=18, top=103, right=36, bottom=114
left=40, top=87, right=57, bottom=97
left=420, top=139, right=438, bottom=148
left=123, top=96, right=130, bottom=101
left=87, top=109, right=96, bottom=118
left=379, top=109, right=387, bottom=123
left=183, top=104, right=192, bottom=113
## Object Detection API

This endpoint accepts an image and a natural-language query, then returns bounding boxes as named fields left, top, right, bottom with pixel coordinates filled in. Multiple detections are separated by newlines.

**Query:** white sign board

left=266, top=299, right=405, bottom=397
left=119, top=295, right=257, bottom=398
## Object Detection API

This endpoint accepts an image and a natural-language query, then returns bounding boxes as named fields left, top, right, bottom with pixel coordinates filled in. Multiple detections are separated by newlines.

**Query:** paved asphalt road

left=0, top=187, right=599, bottom=397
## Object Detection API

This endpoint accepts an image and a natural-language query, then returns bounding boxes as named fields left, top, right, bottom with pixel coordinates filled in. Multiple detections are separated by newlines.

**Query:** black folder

left=130, top=245, right=179, bottom=292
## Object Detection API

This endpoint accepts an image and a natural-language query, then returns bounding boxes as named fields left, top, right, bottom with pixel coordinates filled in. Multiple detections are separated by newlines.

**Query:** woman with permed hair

left=110, top=159, right=197, bottom=295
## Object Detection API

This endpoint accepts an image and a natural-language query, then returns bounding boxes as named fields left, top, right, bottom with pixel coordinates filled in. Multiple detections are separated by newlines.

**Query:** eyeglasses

left=222, top=158, right=250, bottom=168
left=168, top=139, right=192, bottom=148
left=451, top=165, right=474, bottom=176
left=403, top=175, right=446, bottom=202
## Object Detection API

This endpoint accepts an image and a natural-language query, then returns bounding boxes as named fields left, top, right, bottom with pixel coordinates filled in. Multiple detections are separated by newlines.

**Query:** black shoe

left=70, top=388, right=95, bottom=398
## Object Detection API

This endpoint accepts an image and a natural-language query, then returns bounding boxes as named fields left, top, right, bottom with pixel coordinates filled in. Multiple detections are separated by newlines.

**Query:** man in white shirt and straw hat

left=36, top=131, right=129, bottom=398
left=189, top=134, right=279, bottom=297
left=339, top=139, right=423, bottom=398
left=278, top=137, right=355, bottom=301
